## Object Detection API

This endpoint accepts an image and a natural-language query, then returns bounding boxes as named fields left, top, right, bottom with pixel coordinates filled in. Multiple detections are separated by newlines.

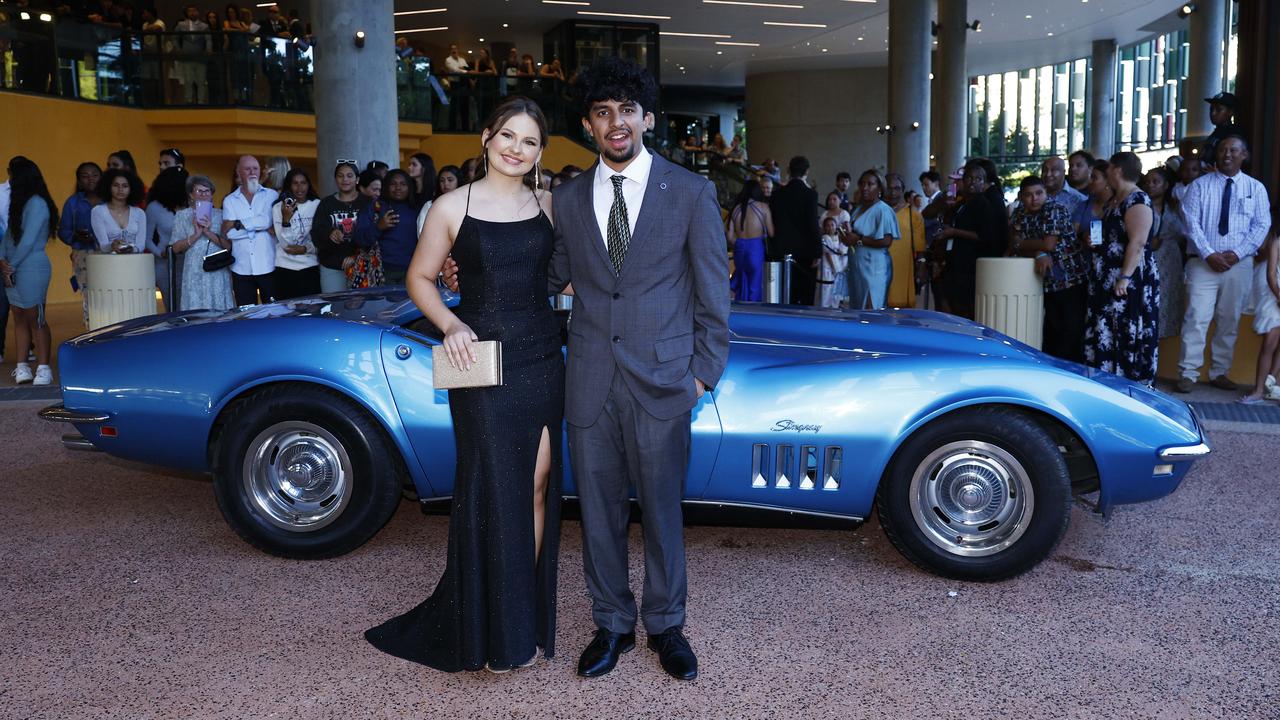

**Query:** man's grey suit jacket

left=548, top=151, right=731, bottom=427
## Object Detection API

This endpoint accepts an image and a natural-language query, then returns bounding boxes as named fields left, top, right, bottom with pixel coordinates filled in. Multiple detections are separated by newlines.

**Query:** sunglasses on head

left=336, top=158, right=357, bottom=166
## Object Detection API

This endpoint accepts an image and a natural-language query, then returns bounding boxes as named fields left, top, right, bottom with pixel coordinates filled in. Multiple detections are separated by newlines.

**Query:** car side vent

left=799, top=445, right=818, bottom=490
left=823, top=447, right=842, bottom=490
left=775, top=444, right=794, bottom=489
left=751, top=444, right=769, bottom=488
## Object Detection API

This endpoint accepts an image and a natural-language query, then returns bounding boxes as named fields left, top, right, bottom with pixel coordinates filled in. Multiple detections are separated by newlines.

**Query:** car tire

left=876, top=406, right=1071, bottom=581
left=212, top=383, right=404, bottom=559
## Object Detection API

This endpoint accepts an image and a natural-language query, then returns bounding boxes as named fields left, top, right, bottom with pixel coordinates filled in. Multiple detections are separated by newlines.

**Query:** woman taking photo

left=91, top=169, right=147, bottom=254
left=2, top=158, right=58, bottom=386
left=357, top=168, right=417, bottom=285
left=145, top=166, right=190, bottom=311
left=272, top=168, right=321, bottom=299
left=174, top=174, right=235, bottom=311
left=366, top=96, right=563, bottom=674
left=725, top=179, right=773, bottom=302
left=840, top=169, right=900, bottom=310
left=312, top=162, right=364, bottom=292
left=1084, top=152, right=1159, bottom=384
left=1142, top=166, right=1187, bottom=340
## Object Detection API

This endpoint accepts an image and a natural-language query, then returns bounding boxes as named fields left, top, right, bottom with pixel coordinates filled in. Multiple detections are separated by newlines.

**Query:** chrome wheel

left=908, top=440, right=1033, bottom=558
left=242, top=421, right=353, bottom=532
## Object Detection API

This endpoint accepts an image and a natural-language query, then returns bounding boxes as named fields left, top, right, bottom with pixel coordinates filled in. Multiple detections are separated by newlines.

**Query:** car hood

left=67, top=287, right=445, bottom=346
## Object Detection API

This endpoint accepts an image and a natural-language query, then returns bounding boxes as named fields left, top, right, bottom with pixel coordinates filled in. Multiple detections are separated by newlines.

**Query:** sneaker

left=1174, top=377, right=1194, bottom=393
left=1209, top=375, right=1237, bottom=391
left=1266, top=385, right=1280, bottom=402
left=12, top=363, right=33, bottom=384
left=1237, top=395, right=1264, bottom=405
left=32, top=365, right=53, bottom=386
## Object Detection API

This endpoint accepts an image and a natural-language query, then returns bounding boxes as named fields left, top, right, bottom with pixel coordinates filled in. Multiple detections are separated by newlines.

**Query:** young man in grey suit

left=547, top=57, right=731, bottom=681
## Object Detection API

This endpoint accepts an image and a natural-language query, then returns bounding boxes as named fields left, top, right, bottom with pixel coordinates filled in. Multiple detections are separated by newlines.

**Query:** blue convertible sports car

left=41, top=289, right=1209, bottom=581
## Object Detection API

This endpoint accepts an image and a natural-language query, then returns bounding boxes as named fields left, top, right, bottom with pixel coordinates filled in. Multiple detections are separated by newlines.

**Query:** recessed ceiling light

left=716, top=41, right=762, bottom=46
left=762, top=21, right=827, bottom=28
left=1047, top=32, right=1054, bottom=36
left=660, top=31, right=733, bottom=38
left=394, top=26, right=447, bottom=34
left=578, top=10, right=670, bottom=19
left=502, top=23, right=509, bottom=28
left=704, top=0, right=804, bottom=7
left=478, top=37, right=485, bottom=42
left=716, top=50, right=723, bottom=54
left=542, top=0, right=589, bottom=5
left=856, top=36, right=864, bottom=40
left=1025, top=14, right=1032, bottom=19
left=393, top=8, right=446, bottom=16
left=821, top=48, right=828, bottom=52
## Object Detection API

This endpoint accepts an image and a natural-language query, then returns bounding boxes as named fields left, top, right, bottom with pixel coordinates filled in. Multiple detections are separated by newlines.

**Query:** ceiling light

left=478, top=37, right=485, bottom=42
left=543, top=0, right=590, bottom=5
left=578, top=11, right=671, bottom=19
left=1047, top=32, right=1054, bottom=36
left=502, top=23, right=509, bottom=28
left=716, top=50, right=723, bottom=54
left=660, top=31, right=733, bottom=38
left=394, top=26, right=448, bottom=34
left=703, top=0, right=804, bottom=7
left=1024, top=14, right=1032, bottom=19
left=353, top=30, right=365, bottom=48
left=1177, top=4, right=1196, bottom=18
left=762, top=21, right=827, bottom=28
left=856, top=36, right=864, bottom=40
left=393, top=8, right=446, bottom=16
left=716, top=41, right=762, bottom=46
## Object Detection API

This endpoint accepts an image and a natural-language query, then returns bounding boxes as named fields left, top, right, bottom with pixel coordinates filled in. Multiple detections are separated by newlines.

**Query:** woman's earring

left=534, top=162, right=541, bottom=191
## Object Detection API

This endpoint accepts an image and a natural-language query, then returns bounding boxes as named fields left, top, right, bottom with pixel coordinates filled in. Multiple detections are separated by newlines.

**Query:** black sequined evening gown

left=365, top=193, right=564, bottom=672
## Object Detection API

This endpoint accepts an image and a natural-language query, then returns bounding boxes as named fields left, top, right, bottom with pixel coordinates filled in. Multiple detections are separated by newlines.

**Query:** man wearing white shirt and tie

left=1175, top=135, right=1272, bottom=392
left=221, top=155, right=279, bottom=306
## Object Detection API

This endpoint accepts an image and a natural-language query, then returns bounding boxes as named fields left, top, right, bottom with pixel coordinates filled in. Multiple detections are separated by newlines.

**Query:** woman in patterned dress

left=1083, top=152, right=1159, bottom=384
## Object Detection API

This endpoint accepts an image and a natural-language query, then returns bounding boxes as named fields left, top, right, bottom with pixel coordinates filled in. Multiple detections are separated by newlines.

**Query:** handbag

left=202, top=242, right=234, bottom=272
left=431, top=341, right=504, bottom=389
left=346, top=243, right=385, bottom=288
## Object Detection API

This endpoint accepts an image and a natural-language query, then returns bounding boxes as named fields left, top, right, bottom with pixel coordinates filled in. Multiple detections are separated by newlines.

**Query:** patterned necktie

left=607, top=175, right=631, bottom=274
left=1218, top=177, right=1232, bottom=236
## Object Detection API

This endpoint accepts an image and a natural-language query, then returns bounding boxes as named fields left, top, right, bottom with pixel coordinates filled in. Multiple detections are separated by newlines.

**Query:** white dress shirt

left=592, top=149, right=653, bottom=249
left=222, top=186, right=279, bottom=276
left=1180, top=170, right=1271, bottom=260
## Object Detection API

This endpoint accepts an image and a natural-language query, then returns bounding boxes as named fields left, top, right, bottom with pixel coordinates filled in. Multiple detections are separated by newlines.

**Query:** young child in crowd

left=816, top=215, right=849, bottom=308
left=1241, top=228, right=1280, bottom=404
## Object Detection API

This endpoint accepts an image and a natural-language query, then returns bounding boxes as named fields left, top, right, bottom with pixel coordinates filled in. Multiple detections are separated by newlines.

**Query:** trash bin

left=85, top=253, right=158, bottom=330
left=975, top=257, right=1043, bottom=349
left=764, top=254, right=793, bottom=304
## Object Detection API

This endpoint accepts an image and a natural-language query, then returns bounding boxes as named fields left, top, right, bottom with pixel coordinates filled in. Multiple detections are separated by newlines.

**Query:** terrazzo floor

left=2, top=401, right=1276, bottom=720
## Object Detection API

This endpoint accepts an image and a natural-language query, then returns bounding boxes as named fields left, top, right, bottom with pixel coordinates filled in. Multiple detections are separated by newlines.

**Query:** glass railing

left=0, top=7, right=433, bottom=122
left=429, top=72, right=585, bottom=139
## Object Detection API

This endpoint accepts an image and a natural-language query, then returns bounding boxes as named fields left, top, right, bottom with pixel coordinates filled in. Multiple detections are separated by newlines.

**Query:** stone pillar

left=1185, top=0, right=1226, bottom=136
left=933, top=0, right=967, bottom=174
left=1088, top=39, right=1117, bottom=158
left=312, top=0, right=398, bottom=195
left=887, top=0, right=931, bottom=180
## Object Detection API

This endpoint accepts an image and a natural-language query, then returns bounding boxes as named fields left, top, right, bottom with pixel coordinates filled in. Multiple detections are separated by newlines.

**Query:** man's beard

left=244, top=178, right=261, bottom=193
left=601, top=140, right=639, bottom=165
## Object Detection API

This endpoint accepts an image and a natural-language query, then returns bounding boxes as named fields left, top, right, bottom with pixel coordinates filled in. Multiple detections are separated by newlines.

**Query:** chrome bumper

left=1159, top=442, right=1211, bottom=460
left=39, top=404, right=111, bottom=424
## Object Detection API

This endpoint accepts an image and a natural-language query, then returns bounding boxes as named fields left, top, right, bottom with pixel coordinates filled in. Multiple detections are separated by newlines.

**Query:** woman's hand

left=378, top=210, right=399, bottom=230
left=1034, top=255, right=1052, bottom=276
left=282, top=203, right=296, bottom=222
left=329, top=227, right=345, bottom=244
left=341, top=255, right=356, bottom=271
left=441, top=254, right=460, bottom=292
left=284, top=244, right=307, bottom=255
left=442, top=322, right=479, bottom=370
left=1113, top=276, right=1131, bottom=297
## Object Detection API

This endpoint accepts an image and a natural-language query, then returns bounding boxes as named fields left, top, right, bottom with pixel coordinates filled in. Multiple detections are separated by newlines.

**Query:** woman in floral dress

left=1084, top=152, right=1159, bottom=384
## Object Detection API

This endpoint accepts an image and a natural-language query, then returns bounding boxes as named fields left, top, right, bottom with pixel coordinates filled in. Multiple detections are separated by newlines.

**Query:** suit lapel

left=578, top=161, right=617, bottom=277
left=626, top=152, right=671, bottom=264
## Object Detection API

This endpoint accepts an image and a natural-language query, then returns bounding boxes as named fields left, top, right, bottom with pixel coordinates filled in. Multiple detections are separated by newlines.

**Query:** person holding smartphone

left=58, top=162, right=102, bottom=327
left=272, top=168, right=321, bottom=299
left=356, top=168, right=417, bottom=286
left=312, top=161, right=365, bottom=292
left=174, top=175, right=235, bottom=311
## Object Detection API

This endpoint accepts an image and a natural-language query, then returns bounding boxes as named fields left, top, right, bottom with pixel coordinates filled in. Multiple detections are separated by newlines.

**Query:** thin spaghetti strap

left=465, top=183, right=472, bottom=216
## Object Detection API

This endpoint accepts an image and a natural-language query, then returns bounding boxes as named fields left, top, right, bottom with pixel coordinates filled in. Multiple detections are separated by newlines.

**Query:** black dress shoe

left=577, top=629, right=635, bottom=678
left=647, top=627, right=697, bottom=680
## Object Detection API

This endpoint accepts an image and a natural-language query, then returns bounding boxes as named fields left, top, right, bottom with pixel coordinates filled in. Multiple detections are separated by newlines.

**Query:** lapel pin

left=660, top=182, right=668, bottom=190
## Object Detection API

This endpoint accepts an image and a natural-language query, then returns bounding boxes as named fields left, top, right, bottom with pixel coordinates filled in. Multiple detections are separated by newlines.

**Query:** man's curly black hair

left=574, top=55, right=659, bottom=118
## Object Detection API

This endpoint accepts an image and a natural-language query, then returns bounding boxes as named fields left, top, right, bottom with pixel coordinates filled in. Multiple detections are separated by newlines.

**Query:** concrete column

left=1185, top=0, right=1226, bottom=136
left=887, top=0, right=931, bottom=180
left=933, top=0, right=967, bottom=174
left=312, top=0, right=398, bottom=195
left=1088, top=39, right=1117, bottom=158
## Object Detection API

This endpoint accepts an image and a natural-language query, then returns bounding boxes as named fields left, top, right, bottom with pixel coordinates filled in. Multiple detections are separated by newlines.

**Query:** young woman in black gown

left=365, top=97, right=564, bottom=673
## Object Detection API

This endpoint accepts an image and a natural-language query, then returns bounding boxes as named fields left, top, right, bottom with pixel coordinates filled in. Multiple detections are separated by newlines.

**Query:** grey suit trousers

left=571, top=370, right=691, bottom=636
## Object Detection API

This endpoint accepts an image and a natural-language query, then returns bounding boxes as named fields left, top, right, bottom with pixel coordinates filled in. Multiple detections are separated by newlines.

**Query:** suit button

left=612, top=336, right=621, bottom=343
left=612, top=293, right=621, bottom=300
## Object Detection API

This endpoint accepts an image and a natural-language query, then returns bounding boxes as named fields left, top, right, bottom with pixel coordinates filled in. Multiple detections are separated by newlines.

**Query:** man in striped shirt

left=1175, top=135, right=1272, bottom=393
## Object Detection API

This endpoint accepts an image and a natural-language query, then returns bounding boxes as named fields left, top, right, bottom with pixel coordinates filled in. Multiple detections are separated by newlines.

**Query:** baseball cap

left=1204, top=92, right=1236, bottom=108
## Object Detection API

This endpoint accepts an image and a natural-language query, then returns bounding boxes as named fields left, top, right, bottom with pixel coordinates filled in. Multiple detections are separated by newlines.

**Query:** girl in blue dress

left=726, top=179, right=774, bottom=302
left=1, top=158, right=59, bottom=386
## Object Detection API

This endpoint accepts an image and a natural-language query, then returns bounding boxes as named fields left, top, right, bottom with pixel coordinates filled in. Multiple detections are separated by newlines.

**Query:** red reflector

left=100, top=426, right=118, bottom=437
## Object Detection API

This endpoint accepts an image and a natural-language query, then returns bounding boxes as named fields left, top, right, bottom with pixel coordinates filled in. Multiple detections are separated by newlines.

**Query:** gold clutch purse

left=431, top=340, right=504, bottom=389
